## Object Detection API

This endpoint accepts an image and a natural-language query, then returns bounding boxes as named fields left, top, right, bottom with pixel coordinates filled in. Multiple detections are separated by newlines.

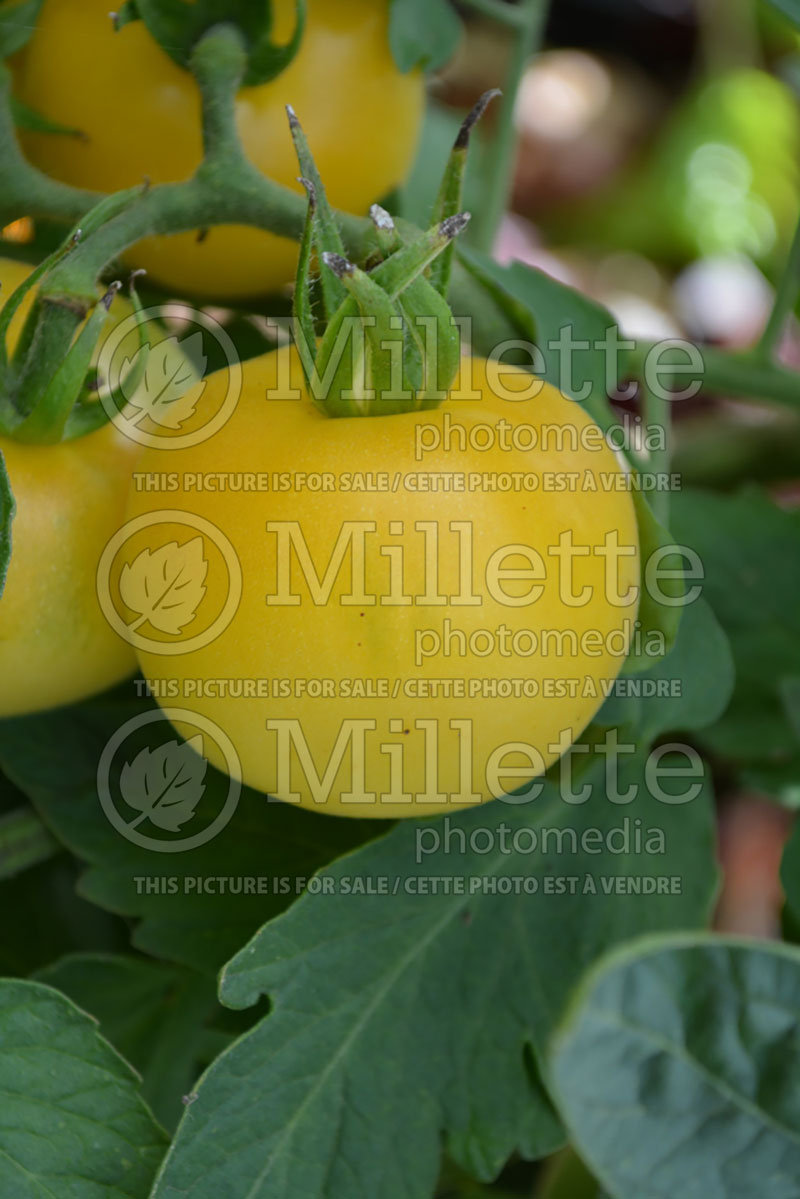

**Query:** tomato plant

left=13, top=0, right=424, bottom=299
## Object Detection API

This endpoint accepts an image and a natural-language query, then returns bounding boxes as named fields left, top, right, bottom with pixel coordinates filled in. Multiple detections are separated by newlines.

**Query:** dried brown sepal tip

left=455, top=89, right=502, bottom=150
left=322, top=252, right=355, bottom=279
left=286, top=103, right=300, bottom=129
left=440, top=212, right=471, bottom=239
left=101, top=280, right=123, bottom=311
left=297, top=176, right=317, bottom=210
left=369, top=204, right=396, bottom=232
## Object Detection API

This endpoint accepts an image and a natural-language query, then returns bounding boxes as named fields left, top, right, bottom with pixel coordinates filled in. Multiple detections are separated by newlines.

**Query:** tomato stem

left=469, top=0, right=549, bottom=254
left=757, top=210, right=800, bottom=363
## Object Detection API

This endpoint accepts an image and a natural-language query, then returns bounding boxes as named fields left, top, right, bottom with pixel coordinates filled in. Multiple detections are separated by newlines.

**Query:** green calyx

left=290, top=93, right=498, bottom=419
left=0, top=223, right=150, bottom=445
left=113, top=0, right=306, bottom=89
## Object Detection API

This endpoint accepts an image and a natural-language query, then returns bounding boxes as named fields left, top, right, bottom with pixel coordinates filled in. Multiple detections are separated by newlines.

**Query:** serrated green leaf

left=34, top=953, right=218, bottom=1131
left=0, top=978, right=167, bottom=1196
left=388, top=0, right=463, bottom=73
left=0, top=689, right=379, bottom=973
left=150, top=758, right=715, bottom=1199
left=550, top=934, right=800, bottom=1199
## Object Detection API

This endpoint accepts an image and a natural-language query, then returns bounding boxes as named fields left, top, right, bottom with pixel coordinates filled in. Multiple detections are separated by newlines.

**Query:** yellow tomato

left=0, top=257, right=140, bottom=716
left=125, top=348, right=640, bottom=817
left=14, top=0, right=425, bottom=299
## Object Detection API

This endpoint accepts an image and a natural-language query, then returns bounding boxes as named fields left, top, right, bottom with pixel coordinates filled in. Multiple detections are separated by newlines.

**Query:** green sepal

left=0, top=0, right=44, bottom=58
left=368, top=213, right=471, bottom=302
left=113, top=0, right=306, bottom=89
left=287, top=105, right=347, bottom=319
left=314, top=256, right=403, bottom=417
left=396, top=278, right=461, bottom=409
left=11, top=283, right=122, bottom=444
left=308, top=216, right=468, bottom=417
left=369, top=204, right=403, bottom=259
left=10, top=95, right=84, bottom=139
left=429, top=89, right=500, bottom=297
left=622, top=490, right=685, bottom=675
left=63, top=273, right=149, bottom=440
left=292, top=177, right=321, bottom=387
left=0, top=446, right=14, bottom=603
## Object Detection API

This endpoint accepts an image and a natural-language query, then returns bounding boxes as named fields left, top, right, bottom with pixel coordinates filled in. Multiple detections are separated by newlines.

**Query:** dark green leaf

left=389, top=0, right=463, bottom=72
left=151, top=759, right=715, bottom=1198
left=0, top=978, right=166, bottom=1195
left=0, top=688, right=380, bottom=973
left=456, top=248, right=621, bottom=434
left=781, top=820, right=800, bottom=928
left=35, top=953, right=218, bottom=1131
left=550, top=935, right=800, bottom=1199
left=670, top=487, right=800, bottom=803
left=595, top=597, right=734, bottom=743
left=0, top=0, right=44, bottom=57
left=0, top=805, right=58, bottom=878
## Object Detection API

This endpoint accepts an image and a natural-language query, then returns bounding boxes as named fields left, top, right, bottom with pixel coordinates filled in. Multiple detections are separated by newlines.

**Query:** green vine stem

left=469, top=0, right=550, bottom=253
left=757, top=211, right=800, bottom=362
left=1, top=16, right=798, bottom=434
left=0, top=64, right=100, bottom=223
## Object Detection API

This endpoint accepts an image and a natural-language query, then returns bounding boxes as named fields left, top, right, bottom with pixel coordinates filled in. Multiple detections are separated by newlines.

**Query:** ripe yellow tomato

left=124, top=348, right=640, bottom=817
left=0, top=257, right=140, bottom=717
left=14, top=0, right=425, bottom=299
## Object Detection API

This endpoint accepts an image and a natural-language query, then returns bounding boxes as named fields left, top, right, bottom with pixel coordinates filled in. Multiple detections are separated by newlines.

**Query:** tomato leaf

left=0, top=690, right=379, bottom=973
left=781, top=821, right=800, bottom=930
left=34, top=954, right=218, bottom=1131
left=388, top=0, right=463, bottom=72
left=550, top=935, right=800, bottom=1199
left=116, top=0, right=306, bottom=89
left=594, top=596, right=735, bottom=745
left=764, top=0, right=800, bottom=30
left=0, top=0, right=44, bottom=57
left=120, top=736, right=208, bottom=833
left=0, top=445, right=14, bottom=602
left=0, top=804, right=58, bottom=879
left=456, top=248, right=622, bottom=437
left=670, top=486, right=800, bottom=804
left=0, top=978, right=167, bottom=1195
left=150, top=758, right=716, bottom=1198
